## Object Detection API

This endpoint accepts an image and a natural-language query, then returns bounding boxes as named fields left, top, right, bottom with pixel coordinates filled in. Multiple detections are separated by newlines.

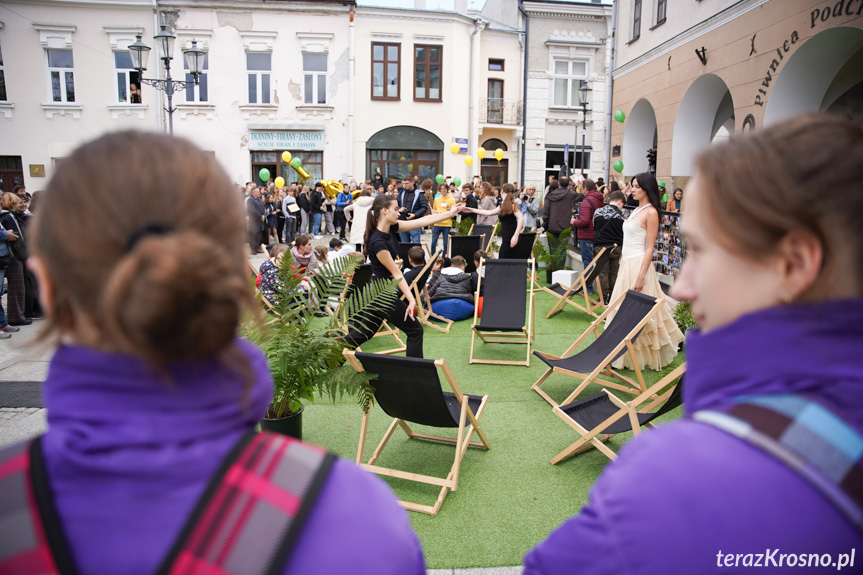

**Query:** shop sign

left=249, top=130, right=324, bottom=151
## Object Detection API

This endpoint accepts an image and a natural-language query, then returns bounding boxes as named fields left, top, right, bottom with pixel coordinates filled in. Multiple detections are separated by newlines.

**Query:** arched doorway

left=366, top=125, right=444, bottom=183
left=765, top=27, right=863, bottom=127
left=621, top=98, right=657, bottom=176
left=671, top=74, right=735, bottom=177
left=481, top=138, right=509, bottom=187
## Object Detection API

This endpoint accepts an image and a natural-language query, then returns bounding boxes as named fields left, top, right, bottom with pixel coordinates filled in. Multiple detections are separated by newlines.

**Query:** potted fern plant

left=243, top=251, right=397, bottom=439
left=533, top=226, right=572, bottom=284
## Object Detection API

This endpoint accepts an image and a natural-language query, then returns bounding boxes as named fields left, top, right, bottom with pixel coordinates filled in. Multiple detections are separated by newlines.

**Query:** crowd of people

left=1, top=113, right=859, bottom=573
left=0, top=185, right=42, bottom=339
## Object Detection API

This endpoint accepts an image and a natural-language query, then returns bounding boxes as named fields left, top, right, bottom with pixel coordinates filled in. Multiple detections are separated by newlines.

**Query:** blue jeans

left=431, top=226, right=451, bottom=257
left=313, top=212, right=323, bottom=235
left=579, top=239, right=595, bottom=292
left=398, top=228, right=421, bottom=244
left=0, top=267, right=7, bottom=328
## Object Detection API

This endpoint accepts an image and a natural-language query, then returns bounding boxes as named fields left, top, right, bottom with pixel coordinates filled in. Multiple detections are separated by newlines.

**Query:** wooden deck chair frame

left=469, top=257, right=536, bottom=367
left=539, top=245, right=611, bottom=319
left=531, top=290, right=665, bottom=407
left=550, top=363, right=686, bottom=463
left=344, top=350, right=491, bottom=516
left=467, top=222, right=499, bottom=253
left=400, top=251, right=454, bottom=333
left=330, top=264, right=407, bottom=355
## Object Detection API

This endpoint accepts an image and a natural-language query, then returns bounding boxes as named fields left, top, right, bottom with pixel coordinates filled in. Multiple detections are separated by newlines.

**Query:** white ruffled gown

left=604, top=204, right=684, bottom=370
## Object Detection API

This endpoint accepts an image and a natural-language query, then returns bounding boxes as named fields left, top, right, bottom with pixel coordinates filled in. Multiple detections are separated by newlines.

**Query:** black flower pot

left=546, top=268, right=554, bottom=285
left=260, top=407, right=304, bottom=440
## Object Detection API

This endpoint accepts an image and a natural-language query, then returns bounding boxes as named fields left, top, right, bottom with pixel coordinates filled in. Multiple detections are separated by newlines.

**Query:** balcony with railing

left=480, top=98, right=523, bottom=126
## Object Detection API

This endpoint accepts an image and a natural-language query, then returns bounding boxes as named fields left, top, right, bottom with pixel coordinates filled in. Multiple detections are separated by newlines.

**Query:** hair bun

left=101, top=230, right=247, bottom=364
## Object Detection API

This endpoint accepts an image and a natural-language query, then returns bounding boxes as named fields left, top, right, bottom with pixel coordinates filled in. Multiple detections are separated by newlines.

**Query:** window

left=368, top=150, right=439, bottom=182
left=247, top=52, right=272, bottom=104
left=552, top=60, right=587, bottom=107
left=0, top=46, right=6, bottom=101
left=414, top=45, right=441, bottom=101
left=114, top=51, right=142, bottom=104
left=632, top=0, right=642, bottom=40
left=303, top=54, right=327, bottom=105
left=47, top=49, right=75, bottom=103
left=372, top=43, right=399, bottom=100
left=656, top=0, right=667, bottom=25
left=185, top=52, right=209, bottom=102
left=488, top=59, right=504, bottom=71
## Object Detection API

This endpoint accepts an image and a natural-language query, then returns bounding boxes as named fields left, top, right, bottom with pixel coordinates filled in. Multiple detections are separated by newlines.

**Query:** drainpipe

left=348, top=4, right=355, bottom=180
left=518, top=0, right=528, bottom=187
left=469, top=18, right=481, bottom=180
left=604, top=1, right=618, bottom=184
left=152, top=0, right=164, bottom=133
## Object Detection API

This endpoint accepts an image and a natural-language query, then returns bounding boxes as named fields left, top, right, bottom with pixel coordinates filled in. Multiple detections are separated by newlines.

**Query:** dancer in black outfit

left=343, top=194, right=464, bottom=358
left=466, top=182, right=524, bottom=259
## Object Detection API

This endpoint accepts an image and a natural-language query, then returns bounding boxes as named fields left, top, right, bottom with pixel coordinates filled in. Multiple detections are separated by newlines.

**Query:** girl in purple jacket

left=2, top=131, right=424, bottom=575
left=526, top=113, right=863, bottom=573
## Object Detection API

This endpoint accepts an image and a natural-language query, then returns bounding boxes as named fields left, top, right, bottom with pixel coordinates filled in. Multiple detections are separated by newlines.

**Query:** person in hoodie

left=542, top=177, right=580, bottom=270
left=0, top=130, right=425, bottom=575
left=571, top=178, right=604, bottom=288
left=426, top=255, right=475, bottom=321
left=524, top=113, right=863, bottom=574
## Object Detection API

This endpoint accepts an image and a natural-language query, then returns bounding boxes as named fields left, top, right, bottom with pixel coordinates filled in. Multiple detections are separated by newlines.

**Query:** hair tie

left=126, top=223, right=173, bottom=252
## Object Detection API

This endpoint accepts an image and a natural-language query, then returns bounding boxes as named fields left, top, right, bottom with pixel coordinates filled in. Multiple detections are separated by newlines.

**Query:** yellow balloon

left=476, top=147, right=486, bottom=160
left=281, top=151, right=292, bottom=163
left=400, top=156, right=406, bottom=162
left=274, top=176, right=285, bottom=189
left=407, top=163, right=413, bottom=171
left=464, top=155, right=473, bottom=166
left=450, top=142, right=460, bottom=154
left=494, top=148, right=504, bottom=161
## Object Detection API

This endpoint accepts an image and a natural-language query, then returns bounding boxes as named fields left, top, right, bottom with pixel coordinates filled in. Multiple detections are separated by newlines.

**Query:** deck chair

left=508, top=232, right=538, bottom=260
left=551, top=364, right=686, bottom=463
left=449, top=234, right=486, bottom=274
left=401, top=251, right=453, bottom=333
left=531, top=290, right=666, bottom=407
left=344, top=350, right=490, bottom=517
left=397, top=242, right=422, bottom=269
left=469, top=223, right=498, bottom=253
left=469, top=258, right=536, bottom=366
left=540, top=245, right=612, bottom=319
left=335, top=263, right=406, bottom=355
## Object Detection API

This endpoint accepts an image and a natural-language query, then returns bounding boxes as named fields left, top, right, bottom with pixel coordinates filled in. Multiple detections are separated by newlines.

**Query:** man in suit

left=396, top=177, right=427, bottom=243
left=246, top=186, right=266, bottom=253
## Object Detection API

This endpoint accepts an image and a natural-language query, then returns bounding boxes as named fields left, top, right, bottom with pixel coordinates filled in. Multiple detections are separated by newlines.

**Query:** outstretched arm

left=399, top=206, right=462, bottom=231
left=466, top=206, right=501, bottom=217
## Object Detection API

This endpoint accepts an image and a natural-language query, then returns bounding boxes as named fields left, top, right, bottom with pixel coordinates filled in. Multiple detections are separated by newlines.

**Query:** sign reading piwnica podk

left=249, top=130, right=324, bottom=151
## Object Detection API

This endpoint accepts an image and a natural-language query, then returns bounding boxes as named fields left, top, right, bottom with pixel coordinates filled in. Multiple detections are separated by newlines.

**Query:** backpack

left=0, top=431, right=335, bottom=574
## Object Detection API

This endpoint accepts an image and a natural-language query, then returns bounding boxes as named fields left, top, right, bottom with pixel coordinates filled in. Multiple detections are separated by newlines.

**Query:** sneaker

left=314, top=235, right=323, bottom=240
left=1, top=325, right=20, bottom=333
left=0, top=332, right=10, bottom=339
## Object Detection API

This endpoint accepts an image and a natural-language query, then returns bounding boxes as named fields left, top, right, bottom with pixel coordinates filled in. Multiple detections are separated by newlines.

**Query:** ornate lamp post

left=128, top=26, right=206, bottom=135
left=577, top=81, right=592, bottom=178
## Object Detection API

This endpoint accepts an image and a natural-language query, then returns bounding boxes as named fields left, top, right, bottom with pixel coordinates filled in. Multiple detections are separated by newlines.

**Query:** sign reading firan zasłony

left=249, top=130, right=324, bottom=151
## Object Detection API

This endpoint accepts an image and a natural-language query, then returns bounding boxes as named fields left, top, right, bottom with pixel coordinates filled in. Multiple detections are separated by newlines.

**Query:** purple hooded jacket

left=525, top=299, right=863, bottom=574
left=37, top=339, right=424, bottom=575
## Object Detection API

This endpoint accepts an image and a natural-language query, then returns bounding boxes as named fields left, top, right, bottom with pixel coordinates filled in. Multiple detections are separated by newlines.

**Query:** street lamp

left=128, top=26, right=206, bottom=135
left=576, top=80, right=592, bottom=178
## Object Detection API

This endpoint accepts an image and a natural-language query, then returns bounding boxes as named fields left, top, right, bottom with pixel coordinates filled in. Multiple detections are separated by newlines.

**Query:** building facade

left=523, top=1, right=613, bottom=190
left=610, top=0, right=863, bottom=191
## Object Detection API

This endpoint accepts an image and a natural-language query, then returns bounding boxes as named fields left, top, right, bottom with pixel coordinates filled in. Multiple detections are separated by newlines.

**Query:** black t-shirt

left=367, top=224, right=400, bottom=278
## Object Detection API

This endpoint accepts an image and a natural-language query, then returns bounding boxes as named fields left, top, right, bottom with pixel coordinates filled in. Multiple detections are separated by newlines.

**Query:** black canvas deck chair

left=469, top=258, right=536, bottom=366
left=449, top=234, right=486, bottom=273
left=531, top=290, right=665, bottom=407
left=401, top=251, right=453, bottom=333
left=336, top=263, right=406, bottom=355
left=344, top=350, right=491, bottom=517
left=509, top=232, right=538, bottom=261
left=540, top=245, right=612, bottom=319
left=551, top=364, right=686, bottom=463
left=469, top=222, right=498, bottom=253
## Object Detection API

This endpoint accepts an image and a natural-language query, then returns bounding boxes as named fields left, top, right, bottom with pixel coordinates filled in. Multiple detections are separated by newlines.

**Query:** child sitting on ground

left=426, top=255, right=475, bottom=321
left=403, top=246, right=427, bottom=288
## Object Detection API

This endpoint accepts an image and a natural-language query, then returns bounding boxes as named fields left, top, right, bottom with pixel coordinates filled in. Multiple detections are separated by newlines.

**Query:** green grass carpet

left=301, top=282, right=685, bottom=569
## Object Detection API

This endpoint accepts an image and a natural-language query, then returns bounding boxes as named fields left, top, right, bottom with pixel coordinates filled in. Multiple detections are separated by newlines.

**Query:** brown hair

left=294, top=234, right=311, bottom=247
left=473, top=249, right=487, bottom=264
left=1, top=192, right=20, bottom=211
left=420, top=178, right=433, bottom=191
left=407, top=245, right=425, bottom=265
left=450, top=255, right=467, bottom=268
left=364, top=194, right=398, bottom=257
left=606, top=190, right=627, bottom=205
left=32, top=130, right=253, bottom=365
left=500, top=182, right=517, bottom=216
left=694, top=112, right=863, bottom=295
left=269, top=243, right=289, bottom=259
left=314, top=245, right=328, bottom=263
left=479, top=181, right=493, bottom=199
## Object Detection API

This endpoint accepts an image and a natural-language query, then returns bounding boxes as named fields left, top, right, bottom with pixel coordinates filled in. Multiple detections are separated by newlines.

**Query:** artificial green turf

left=301, top=281, right=685, bottom=569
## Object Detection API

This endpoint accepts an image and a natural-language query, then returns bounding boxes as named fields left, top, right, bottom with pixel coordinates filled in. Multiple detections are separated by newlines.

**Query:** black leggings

left=343, top=287, right=424, bottom=358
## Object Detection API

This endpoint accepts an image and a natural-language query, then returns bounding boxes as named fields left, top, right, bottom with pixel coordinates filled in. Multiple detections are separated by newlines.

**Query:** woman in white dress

left=605, top=172, right=684, bottom=370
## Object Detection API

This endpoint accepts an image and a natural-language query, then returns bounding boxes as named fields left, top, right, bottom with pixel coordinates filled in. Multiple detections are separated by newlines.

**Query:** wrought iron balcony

left=480, top=98, right=523, bottom=125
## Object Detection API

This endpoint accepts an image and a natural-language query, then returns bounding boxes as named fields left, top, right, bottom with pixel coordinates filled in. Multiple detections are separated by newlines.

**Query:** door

left=481, top=159, right=508, bottom=188
left=488, top=80, right=503, bottom=124
left=0, top=156, right=24, bottom=194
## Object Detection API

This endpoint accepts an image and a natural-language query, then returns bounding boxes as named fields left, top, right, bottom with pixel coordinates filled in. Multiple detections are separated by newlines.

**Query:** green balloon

left=613, top=160, right=624, bottom=173
left=291, top=158, right=302, bottom=169
left=453, top=177, right=462, bottom=187
left=435, top=174, right=445, bottom=184
left=258, top=168, right=270, bottom=182
left=614, top=110, right=625, bottom=123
